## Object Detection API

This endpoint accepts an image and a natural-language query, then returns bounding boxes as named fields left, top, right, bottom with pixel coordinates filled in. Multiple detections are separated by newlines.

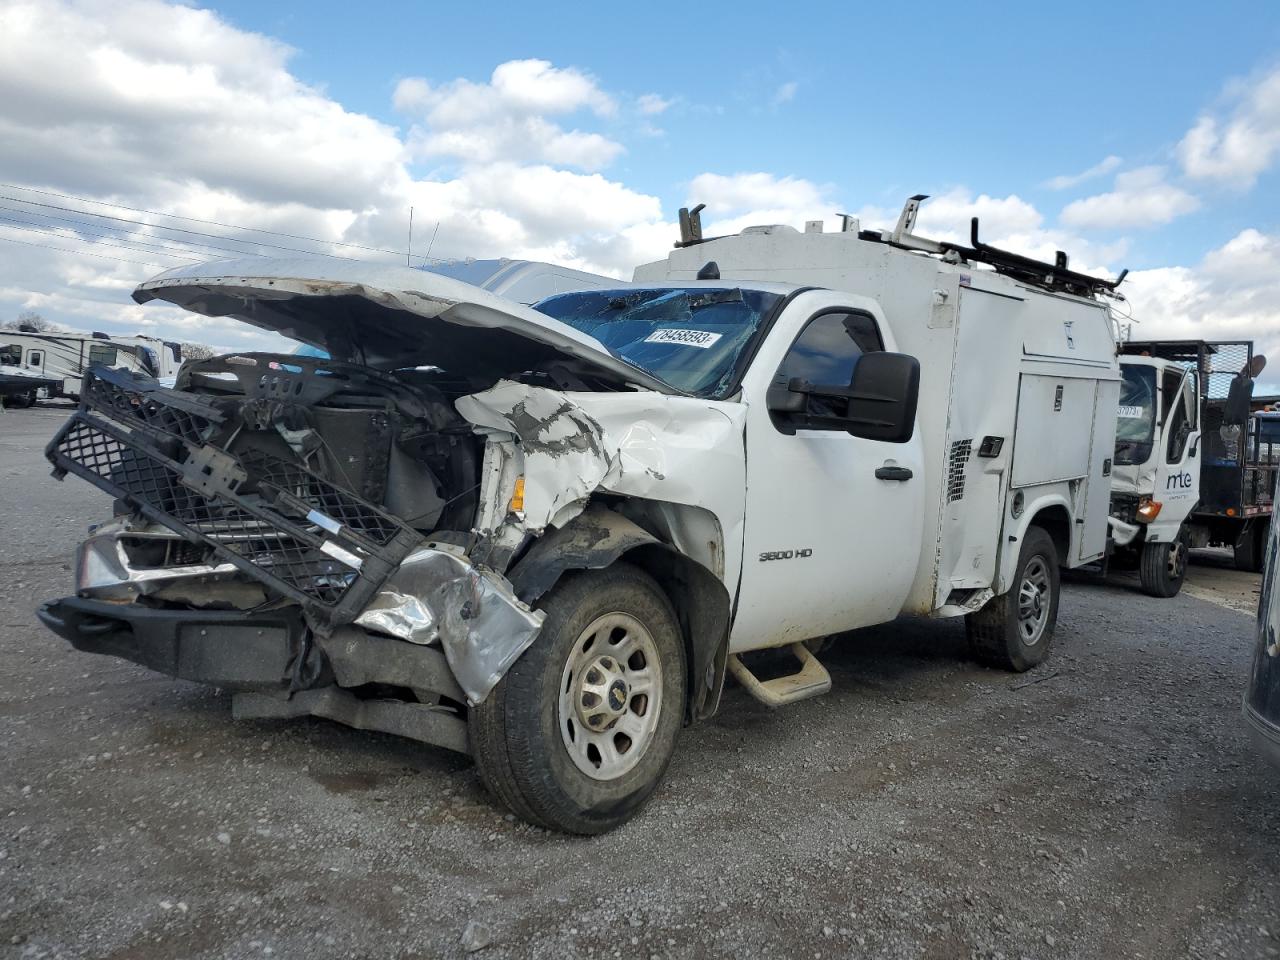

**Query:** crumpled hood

left=132, top=257, right=673, bottom=393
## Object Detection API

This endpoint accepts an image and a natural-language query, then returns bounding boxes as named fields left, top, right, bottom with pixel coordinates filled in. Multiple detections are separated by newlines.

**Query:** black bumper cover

left=38, top=596, right=306, bottom=691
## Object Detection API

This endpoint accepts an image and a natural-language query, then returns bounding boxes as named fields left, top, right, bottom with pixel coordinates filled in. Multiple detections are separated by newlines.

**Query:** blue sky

left=211, top=0, right=1280, bottom=268
left=0, top=0, right=1279, bottom=357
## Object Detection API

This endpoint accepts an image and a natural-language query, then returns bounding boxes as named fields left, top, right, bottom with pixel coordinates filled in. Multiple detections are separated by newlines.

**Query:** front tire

left=470, top=563, right=685, bottom=835
left=967, top=526, right=1059, bottom=672
left=1139, top=529, right=1189, bottom=598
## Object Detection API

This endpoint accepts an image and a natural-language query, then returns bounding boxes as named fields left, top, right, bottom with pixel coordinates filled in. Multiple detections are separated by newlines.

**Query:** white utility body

left=634, top=201, right=1122, bottom=648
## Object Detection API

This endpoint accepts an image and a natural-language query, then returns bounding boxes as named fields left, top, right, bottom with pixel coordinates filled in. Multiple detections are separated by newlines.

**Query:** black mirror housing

left=844, top=351, right=919, bottom=443
left=766, top=352, right=919, bottom=442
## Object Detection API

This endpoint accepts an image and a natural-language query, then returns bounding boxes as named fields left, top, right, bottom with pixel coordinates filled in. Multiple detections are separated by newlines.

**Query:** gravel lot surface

left=3, top=403, right=1279, bottom=960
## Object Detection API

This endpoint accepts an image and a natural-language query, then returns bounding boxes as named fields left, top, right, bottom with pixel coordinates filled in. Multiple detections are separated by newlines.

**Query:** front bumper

left=38, top=596, right=470, bottom=753
left=38, top=596, right=305, bottom=690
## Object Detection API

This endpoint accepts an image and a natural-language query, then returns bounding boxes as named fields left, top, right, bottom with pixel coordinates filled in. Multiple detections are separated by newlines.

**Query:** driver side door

left=1154, top=369, right=1200, bottom=537
left=730, top=294, right=926, bottom=653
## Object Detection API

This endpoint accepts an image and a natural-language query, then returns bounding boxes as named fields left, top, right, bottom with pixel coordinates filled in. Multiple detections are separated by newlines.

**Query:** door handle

left=875, top=465, right=913, bottom=481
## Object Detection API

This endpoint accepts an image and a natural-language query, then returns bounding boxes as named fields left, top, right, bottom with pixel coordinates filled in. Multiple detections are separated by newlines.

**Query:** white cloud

left=636, top=94, right=671, bottom=115
left=1044, top=155, right=1122, bottom=190
left=1124, top=228, right=1280, bottom=366
left=682, top=172, right=839, bottom=237
left=1177, top=64, right=1280, bottom=188
left=771, top=81, right=799, bottom=106
left=689, top=172, right=828, bottom=214
left=0, top=2, right=677, bottom=346
left=1060, top=166, right=1200, bottom=230
left=394, top=59, right=622, bottom=171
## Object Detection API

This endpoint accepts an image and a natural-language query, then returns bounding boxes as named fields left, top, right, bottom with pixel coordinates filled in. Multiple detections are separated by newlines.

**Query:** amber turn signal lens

left=510, top=476, right=525, bottom=512
left=1136, top=499, right=1163, bottom=523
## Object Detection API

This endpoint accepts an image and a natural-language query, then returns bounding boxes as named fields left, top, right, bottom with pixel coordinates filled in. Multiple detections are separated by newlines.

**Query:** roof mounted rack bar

left=944, top=217, right=1127, bottom=298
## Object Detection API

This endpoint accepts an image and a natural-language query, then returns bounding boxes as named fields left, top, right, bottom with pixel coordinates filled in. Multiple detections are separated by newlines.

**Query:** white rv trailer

left=0, top=331, right=182, bottom=402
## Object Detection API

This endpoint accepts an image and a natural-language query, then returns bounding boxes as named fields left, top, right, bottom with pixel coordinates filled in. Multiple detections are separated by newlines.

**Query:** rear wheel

left=1235, top=521, right=1268, bottom=573
left=1139, top=528, right=1189, bottom=598
left=470, top=563, right=685, bottom=835
left=967, top=526, right=1059, bottom=672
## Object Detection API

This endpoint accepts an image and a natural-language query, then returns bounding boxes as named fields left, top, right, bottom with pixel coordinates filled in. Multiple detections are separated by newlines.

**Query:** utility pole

left=407, top=207, right=414, bottom=267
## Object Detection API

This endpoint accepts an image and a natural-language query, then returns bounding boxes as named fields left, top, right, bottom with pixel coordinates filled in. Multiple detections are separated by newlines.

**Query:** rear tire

left=470, top=563, right=685, bottom=835
left=967, top=526, right=1059, bottom=672
left=1235, top=521, right=1268, bottom=573
left=1140, top=529, right=1188, bottom=598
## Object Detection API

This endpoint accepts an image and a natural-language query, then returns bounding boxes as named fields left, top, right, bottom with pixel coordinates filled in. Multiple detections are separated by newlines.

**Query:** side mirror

left=766, top=351, right=920, bottom=443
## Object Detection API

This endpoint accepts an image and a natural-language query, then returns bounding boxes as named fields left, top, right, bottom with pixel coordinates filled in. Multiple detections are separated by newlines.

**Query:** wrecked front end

left=38, top=357, right=545, bottom=754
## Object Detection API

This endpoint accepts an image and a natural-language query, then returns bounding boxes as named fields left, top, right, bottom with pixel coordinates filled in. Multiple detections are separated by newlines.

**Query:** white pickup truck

left=39, top=199, right=1122, bottom=833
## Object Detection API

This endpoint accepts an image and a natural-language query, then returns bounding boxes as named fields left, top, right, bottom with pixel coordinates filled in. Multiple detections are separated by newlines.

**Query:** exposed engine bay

left=49, top=353, right=485, bottom=628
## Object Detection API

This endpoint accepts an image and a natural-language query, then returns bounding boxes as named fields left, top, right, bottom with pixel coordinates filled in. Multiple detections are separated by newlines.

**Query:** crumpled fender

left=507, top=505, right=730, bottom=722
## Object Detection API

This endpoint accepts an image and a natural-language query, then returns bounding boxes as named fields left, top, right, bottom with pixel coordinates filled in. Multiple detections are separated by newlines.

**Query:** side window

left=27, top=350, right=43, bottom=368
left=88, top=343, right=118, bottom=366
left=0, top=344, right=20, bottom=365
left=774, top=311, right=883, bottom=421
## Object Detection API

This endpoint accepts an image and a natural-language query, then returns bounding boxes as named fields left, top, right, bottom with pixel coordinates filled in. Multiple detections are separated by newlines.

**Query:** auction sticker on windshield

left=1118, top=405, right=1146, bottom=418
left=643, top=329, right=723, bottom=348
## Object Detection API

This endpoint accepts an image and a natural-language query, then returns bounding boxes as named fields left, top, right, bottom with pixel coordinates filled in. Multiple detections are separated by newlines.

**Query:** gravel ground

left=2, top=403, right=1279, bottom=960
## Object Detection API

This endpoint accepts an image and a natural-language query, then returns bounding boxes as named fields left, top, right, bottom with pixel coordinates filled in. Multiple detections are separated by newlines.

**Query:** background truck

left=39, top=197, right=1122, bottom=833
left=1117, top=340, right=1273, bottom=575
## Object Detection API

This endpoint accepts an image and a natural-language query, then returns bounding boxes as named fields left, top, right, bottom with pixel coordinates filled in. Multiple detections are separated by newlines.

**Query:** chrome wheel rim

left=558, top=612, right=663, bottom=781
left=1168, top=540, right=1186, bottom=580
left=1017, top=557, right=1051, bottom=646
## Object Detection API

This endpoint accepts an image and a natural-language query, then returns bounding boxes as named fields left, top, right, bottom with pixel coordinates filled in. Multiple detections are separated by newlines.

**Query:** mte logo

left=1166, top=471, right=1194, bottom=490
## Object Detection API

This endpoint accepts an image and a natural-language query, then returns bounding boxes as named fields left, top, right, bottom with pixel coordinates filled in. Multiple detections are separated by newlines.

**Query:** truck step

left=727, top=642, right=832, bottom=708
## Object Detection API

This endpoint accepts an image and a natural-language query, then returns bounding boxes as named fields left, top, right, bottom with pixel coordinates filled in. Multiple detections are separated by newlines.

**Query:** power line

left=0, top=203, right=275, bottom=260
left=1, top=182, right=435, bottom=262
left=0, top=216, right=201, bottom=262
left=0, top=194, right=365, bottom=261
left=0, top=234, right=176, bottom=268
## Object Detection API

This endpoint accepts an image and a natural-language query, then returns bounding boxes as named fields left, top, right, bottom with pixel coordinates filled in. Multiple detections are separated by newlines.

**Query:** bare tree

left=1, top=310, right=58, bottom=333
left=180, top=342, right=218, bottom=361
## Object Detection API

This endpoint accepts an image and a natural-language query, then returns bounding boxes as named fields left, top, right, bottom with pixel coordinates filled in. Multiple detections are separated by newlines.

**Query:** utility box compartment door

left=1077, top=377, right=1120, bottom=562
left=1012, top=376, right=1097, bottom=487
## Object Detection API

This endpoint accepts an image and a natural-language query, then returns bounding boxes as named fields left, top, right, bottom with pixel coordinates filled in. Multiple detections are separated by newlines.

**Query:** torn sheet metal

left=353, top=544, right=544, bottom=704
left=76, top=520, right=239, bottom=601
left=455, top=380, right=748, bottom=588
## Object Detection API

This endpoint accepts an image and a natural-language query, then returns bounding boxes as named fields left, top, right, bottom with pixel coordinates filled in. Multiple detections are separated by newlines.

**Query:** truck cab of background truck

left=1110, top=354, right=1202, bottom=597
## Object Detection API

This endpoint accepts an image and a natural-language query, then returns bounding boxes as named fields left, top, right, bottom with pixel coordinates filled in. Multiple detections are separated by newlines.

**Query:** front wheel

left=470, top=563, right=685, bottom=835
left=1139, top=529, right=1189, bottom=598
left=966, top=526, right=1060, bottom=671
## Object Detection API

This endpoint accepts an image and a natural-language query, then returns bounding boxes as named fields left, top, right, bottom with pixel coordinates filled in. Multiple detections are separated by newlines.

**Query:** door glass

left=775, top=312, right=883, bottom=420
left=28, top=350, right=43, bottom=368
left=1165, top=374, right=1198, bottom=463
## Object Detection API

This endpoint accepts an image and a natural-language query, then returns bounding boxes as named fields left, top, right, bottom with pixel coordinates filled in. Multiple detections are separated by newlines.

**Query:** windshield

left=1116, top=365, right=1157, bottom=465
left=534, top=287, right=783, bottom=396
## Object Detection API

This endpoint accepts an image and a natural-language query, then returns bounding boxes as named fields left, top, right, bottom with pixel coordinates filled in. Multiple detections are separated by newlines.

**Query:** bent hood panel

left=132, top=257, right=672, bottom=393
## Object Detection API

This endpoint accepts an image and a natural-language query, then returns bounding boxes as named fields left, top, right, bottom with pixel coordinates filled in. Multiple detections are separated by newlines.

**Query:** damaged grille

left=47, top=367, right=423, bottom=628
